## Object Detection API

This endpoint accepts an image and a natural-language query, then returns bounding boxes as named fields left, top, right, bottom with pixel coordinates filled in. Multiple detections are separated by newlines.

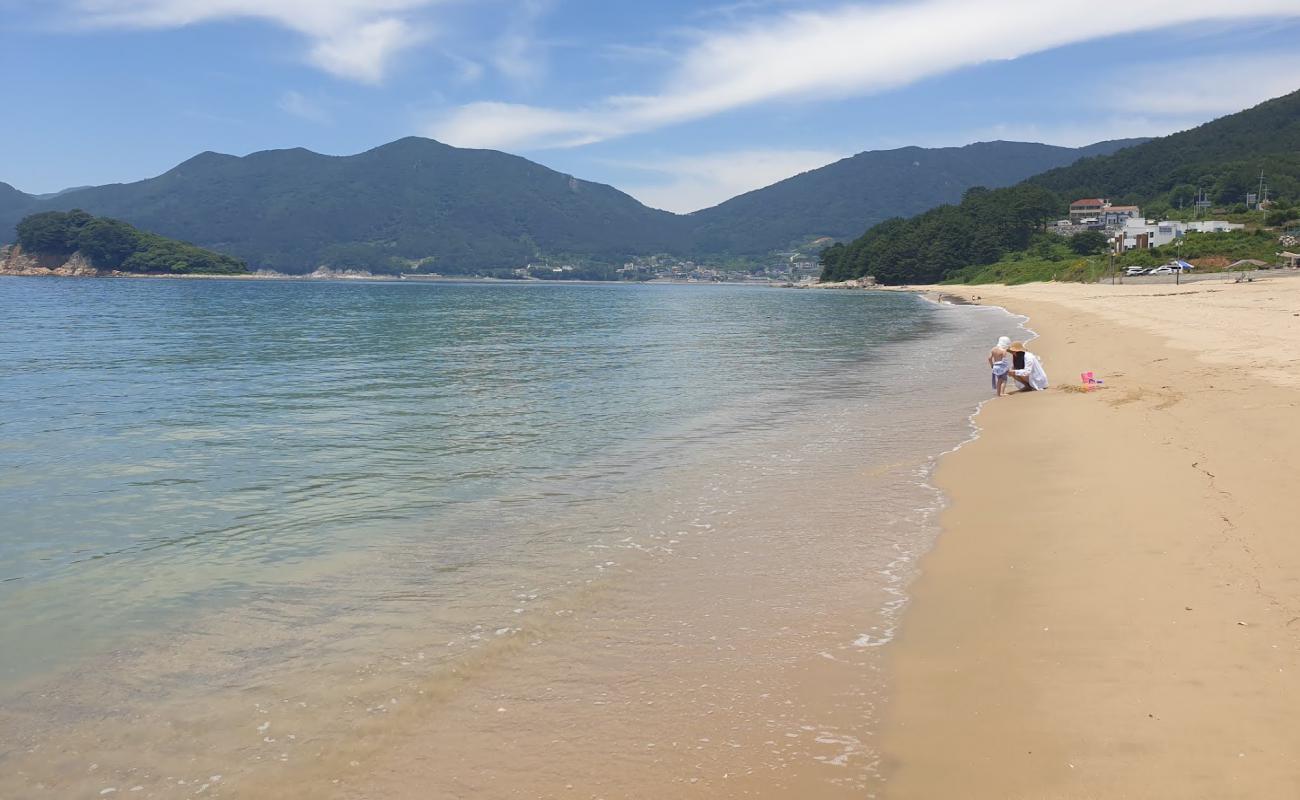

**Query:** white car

left=1147, top=266, right=1176, bottom=275
left=1124, top=267, right=1148, bottom=276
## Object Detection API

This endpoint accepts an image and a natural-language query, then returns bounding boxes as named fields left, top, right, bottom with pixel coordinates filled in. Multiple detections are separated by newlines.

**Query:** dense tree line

left=823, top=87, right=1300, bottom=284
left=16, top=210, right=247, bottom=274
left=819, top=185, right=1060, bottom=283
left=1030, top=90, right=1300, bottom=211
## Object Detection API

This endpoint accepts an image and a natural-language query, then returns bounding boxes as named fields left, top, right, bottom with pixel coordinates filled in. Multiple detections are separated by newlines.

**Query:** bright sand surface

left=883, top=275, right=1300, bottom=798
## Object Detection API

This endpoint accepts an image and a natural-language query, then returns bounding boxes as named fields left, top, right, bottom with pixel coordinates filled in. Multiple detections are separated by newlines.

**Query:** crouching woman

left=1008, top=341, right=1049, bottom=391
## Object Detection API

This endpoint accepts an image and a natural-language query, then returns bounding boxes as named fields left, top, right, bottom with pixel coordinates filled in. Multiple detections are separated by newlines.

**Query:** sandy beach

left=883, top=276, right=1300, bottom=797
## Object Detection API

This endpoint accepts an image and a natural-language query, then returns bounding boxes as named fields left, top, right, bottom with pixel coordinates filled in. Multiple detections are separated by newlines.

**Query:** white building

left=1186, top=220, right=1245, bottom=234
left=1115, top=219, right=1244, bottom=251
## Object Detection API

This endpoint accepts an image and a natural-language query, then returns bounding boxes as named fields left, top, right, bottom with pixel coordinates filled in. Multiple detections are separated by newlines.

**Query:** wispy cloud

left=277, top=90, right=332, bottom=124
left=491, top=0, right=551, bottom=84
left=955, top=54, right=1300, bottom=148
left=1108, top=53, right=1300, bottom=116
left=63, top=0, right=440, bottom=82
left=429, top=0, right=1300, bottom=150
left=616, top=148, right=844, bottom=213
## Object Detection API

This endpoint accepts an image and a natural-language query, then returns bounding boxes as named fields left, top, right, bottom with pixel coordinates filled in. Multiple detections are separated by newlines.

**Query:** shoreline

left=881, top=279, right=1300, bottom=797
left=0, top=271, right=786, bottom=287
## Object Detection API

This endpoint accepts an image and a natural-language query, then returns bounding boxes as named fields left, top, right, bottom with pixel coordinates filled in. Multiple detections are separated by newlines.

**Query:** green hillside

left=2, top=138, right=682, bottom=275
left=1, top=137, right=1141, bottom=275
left=1029, top=91, right=1300, bottom=212
left=14, top=209, right=246, bottom=274
left=822, top=88, right=1300, bottom=285
left=687, top=139, right=1143, bottom=256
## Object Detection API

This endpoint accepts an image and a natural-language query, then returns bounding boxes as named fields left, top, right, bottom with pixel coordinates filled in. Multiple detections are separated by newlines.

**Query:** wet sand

left=884, top=278, right=1300, bottom=797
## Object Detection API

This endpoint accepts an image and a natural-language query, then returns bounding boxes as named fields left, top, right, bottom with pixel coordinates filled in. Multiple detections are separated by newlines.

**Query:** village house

left=1069, top=198, right=1108, bottom=224
left=1115, top=218, right=1245, bottom=252
left=1100, top=205, right=1141, bottom=227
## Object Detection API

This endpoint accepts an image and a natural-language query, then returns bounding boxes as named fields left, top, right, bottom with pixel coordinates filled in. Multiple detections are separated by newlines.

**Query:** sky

left=2, top=0, right=1299, bottom=213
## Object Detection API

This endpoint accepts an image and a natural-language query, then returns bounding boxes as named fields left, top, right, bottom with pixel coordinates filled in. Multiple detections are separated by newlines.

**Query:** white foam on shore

left=848, top=298, right=1033, bottom=654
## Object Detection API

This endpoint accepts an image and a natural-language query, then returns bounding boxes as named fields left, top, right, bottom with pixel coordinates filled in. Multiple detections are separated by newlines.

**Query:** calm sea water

left=0, top=277, right=1016, bottom=798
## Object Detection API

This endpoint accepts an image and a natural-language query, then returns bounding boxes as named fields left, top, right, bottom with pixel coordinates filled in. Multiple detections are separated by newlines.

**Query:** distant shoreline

left=0, top=270, right=787, bottom=287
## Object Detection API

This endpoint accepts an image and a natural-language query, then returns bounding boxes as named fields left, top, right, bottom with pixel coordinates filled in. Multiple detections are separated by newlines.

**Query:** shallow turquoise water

left=0, top=278, right=1016, bottom=796
left=0, top=280, right=948, bottom=675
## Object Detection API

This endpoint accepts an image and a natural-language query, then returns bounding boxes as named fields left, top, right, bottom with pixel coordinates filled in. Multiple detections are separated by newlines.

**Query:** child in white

left=988, top=335, right=1011, bottom=396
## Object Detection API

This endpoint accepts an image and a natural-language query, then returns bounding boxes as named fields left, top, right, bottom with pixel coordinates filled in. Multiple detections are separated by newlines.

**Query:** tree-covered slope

left=1, top=137, right=1146, bottom=274
left=823, top=88, right=1300, bottom=285
left=1029, top=90, right=1300, bottom=210
left=0, top=182, right=36, bottom=221
left=14, top=209, right=247, bottom=274
left=685, top=139, right=1144, bottom=255
left=2, top=138, right=684, bottom=274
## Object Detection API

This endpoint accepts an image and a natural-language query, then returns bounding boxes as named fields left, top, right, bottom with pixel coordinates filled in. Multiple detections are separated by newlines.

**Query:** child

left=988, top=336, right=1012, bottom=396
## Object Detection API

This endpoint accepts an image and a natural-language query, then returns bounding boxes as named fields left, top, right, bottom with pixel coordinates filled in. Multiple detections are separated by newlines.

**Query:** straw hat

left=1008, top=341, right=1027, bottom=352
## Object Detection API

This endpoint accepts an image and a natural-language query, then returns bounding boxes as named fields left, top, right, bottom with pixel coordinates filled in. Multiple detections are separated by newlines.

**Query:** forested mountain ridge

left=687, top=139, right=1145, bottom=255
left=1, top=137, right=1140, bottom=274
left=0, top=138, right=683, bottom=274
left=821, top=88, right=1300, bottom=285
left=1028, top=90, right=1300, bottom=209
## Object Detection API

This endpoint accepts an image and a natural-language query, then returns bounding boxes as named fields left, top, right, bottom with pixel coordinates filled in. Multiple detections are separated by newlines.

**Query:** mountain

left=686, top=139, right=1145, bottom=255
left=821, top=88, right=1300, bottom=285
left=0, top=137, right=1141, bottom=274
left=0, top=138, right=683, bottom=274
left=0, top=182, right=35, bottom=220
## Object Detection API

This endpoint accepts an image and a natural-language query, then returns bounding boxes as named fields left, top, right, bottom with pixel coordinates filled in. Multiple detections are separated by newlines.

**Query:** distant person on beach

left=988, top=336, right=1011, bottom=396
left=1007, top=341, right=1049, bottom=391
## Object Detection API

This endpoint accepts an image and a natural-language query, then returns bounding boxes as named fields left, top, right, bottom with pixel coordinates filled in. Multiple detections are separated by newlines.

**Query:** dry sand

left=883, top=276, right=1300, bottom=798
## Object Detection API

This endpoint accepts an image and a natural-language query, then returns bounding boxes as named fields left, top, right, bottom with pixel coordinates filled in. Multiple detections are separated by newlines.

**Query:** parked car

left=1147, top=266, right=1176, bottom=275
left=1124, top=266, right=1148, bottom=276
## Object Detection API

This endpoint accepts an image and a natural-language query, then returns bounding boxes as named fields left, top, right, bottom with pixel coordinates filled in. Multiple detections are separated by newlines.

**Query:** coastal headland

left=883, top=278, right=1300, bottom=797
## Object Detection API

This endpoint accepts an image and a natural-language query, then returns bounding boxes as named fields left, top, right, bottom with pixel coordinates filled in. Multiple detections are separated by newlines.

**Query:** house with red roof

left=1069, top=198, right=1108, bottom=224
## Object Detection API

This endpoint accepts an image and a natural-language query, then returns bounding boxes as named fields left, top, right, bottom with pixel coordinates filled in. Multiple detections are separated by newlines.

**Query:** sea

left=0, top=277, right=1018, bottom=799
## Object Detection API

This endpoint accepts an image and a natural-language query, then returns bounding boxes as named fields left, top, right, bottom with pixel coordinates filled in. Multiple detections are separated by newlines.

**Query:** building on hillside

left=1115, top=219, right=1245, bottom=252
left=1117, top=219, right=1182, bottom=251
left=1186, top=220, right=1244, bottom=234
left=1069, top=198, right=1108, bottom=224
left=1100, top=205, right=1141, bottom=227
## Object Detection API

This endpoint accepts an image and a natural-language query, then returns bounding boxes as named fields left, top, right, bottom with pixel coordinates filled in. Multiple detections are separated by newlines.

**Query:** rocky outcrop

left=0, top=245, right=101, bottom=276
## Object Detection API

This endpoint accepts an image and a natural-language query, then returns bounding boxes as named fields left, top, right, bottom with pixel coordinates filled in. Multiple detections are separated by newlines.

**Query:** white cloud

left=67, top=0, right=438, bottom=82
left=617, top=148, right=844, bottom=213
left=1109, top=53, right=1300, bottom=116
left=491, top=0, right=550, bottom=84
left=277, top=90, right=331, bottom=123
left=429, top=0, right=1300, bottom=149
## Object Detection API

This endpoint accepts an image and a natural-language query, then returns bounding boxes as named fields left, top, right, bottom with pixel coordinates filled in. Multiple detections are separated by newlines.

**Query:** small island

left=1, top=209, right=247, bottom=277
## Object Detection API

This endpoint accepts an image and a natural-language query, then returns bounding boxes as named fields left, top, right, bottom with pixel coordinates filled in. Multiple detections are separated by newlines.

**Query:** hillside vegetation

left=685, top=139, right=1142, bottom=256
left=821, top=88, right=1300, bottom=285
left=16, top=210, right=247, bottom=274
left=0, top=138, right=1138, bottom=274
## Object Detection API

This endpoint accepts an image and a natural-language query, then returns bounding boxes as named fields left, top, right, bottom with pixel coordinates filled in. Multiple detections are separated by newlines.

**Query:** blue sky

left=3, top=0, right=1299, bottom=212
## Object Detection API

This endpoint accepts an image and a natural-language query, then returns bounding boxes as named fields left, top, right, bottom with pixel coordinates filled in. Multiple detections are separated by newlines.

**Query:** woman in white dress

left=1007, top=341, right=1049, bottom=391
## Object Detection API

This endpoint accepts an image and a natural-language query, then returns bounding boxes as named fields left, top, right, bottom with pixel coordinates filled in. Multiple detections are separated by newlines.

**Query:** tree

left=15, top=209, right=95, bottom=255
left=76, top=218, right=141, bottom=268
left=14, top=209, right=247, bottom=274
left=1070, top=230, right=1110, bottom=255
left=1266, top=208, right=1298, bottom=227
